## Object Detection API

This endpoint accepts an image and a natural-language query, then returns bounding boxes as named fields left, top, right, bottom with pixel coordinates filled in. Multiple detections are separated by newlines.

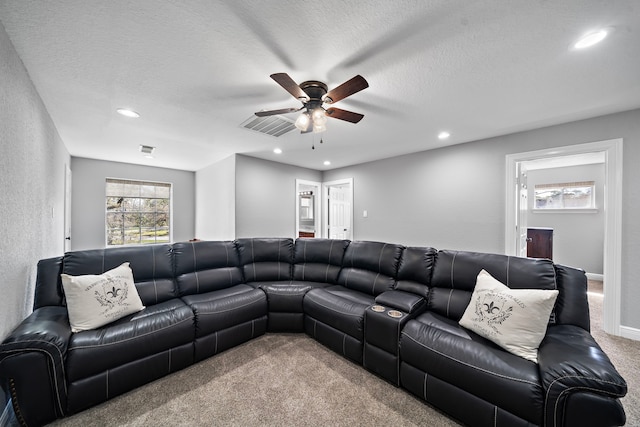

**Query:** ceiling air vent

left=240, top=114, right=296, bottom=137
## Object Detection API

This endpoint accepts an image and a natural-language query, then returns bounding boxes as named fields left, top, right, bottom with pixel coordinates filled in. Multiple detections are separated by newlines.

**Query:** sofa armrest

left=0, top=306, right=72, bottom=426
left=375, top=290, right=426, bottom=315
left=538, top=325, right=627, bottom=427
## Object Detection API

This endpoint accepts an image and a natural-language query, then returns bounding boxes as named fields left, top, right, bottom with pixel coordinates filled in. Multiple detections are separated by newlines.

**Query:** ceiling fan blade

left=325, top=107, right=364, bottom=123
left=324, top=75, right=369, bottom=104
left=255, top=107, right=301, bottom=117
left=270, top=73, right=309, bottom=101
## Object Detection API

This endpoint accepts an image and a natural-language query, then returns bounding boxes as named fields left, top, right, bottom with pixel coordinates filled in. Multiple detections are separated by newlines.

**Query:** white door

left=324, top=179, right=353, bottom=240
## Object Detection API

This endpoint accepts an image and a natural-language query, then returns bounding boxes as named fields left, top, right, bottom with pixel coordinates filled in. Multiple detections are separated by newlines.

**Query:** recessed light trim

left=273, top=148, right=283, bottom=154
left=323, top=161, right=331, bottom=166
left=573, top=30, right=608, bottom=49
left=117, top=108, right=140, bottom=118
left=438, top=131, right=450, bottom=140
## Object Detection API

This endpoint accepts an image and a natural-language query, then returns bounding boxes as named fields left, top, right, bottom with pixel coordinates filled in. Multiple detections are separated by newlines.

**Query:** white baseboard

left=620, top=325, right=640, bottom=341
left=586, top=273, right=604, bottom=281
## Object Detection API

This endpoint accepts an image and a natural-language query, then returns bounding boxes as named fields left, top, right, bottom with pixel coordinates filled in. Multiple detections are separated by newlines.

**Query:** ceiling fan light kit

left=256, top=73, right=369, bottom=136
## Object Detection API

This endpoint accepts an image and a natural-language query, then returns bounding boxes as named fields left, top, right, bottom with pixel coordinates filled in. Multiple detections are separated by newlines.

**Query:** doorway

left=323, top=178, right=353, bottom=240
left=505, top=139, right=623, bottom=336
left=295, top=179, right=321, bottom=238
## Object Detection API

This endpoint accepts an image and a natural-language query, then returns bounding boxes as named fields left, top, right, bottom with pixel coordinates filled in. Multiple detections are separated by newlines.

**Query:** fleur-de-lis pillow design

left=459, top=269, right=558, bottom=363
left=61, top=262, right=145, bottom=332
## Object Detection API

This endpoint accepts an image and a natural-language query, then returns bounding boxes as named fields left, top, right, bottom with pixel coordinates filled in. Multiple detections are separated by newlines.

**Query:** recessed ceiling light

left=116, top=108, right=140, bottom=118
left=438, top=131, right=450, bottom=140
left=573, top=30, right=608, bottom=49
left=273, top=148, right=282, bottom=154
left=323, top=161, right=331, bottom=166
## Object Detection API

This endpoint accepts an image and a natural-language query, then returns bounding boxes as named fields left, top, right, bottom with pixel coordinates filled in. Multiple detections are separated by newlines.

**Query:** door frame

left=322, top=178, right=354, bottom=240
left=295, top=179, right=322, bottom=239
left=505, top=138, right=623, bottom=336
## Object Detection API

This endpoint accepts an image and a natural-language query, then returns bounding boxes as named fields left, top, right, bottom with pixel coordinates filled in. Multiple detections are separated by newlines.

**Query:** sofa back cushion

left=293, top=238, right=349, bottom=284
left=173, top=241, right=244, bottom=296
left=337, top=241, right=404, bottom=296
left=553, top=264, right=590, bottom=330
left=236, top=238, right=293, bottom=282
left=429, top=250, right=557, bottom=321
left=395, top=246, right=437, bottom=298
left=34, top=256, right=65, bottom=309
left=62, top=245, right=176, bottom=306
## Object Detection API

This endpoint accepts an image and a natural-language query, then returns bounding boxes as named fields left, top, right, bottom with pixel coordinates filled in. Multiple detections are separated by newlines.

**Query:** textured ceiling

left=1, top=1, right=639, bottom=171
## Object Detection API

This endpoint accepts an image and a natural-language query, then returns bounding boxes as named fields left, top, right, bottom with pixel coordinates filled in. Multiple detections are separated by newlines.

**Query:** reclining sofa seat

left=399, top=249, right=627, bottom=427
left=0, top=239, right=627, bottom=427
left=31, top=245, right=194, bottom=421
left=173, top=241, right=267, bottom=362
left=303, top=240, right=404, bottom=363
left=236, top=237, right=350, bottom=332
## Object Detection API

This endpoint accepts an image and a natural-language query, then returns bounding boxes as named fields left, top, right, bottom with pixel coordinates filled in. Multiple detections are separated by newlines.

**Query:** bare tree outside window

left=534, top=181, right=595, bottom=210
left=106, top=179, right=171, bottom=246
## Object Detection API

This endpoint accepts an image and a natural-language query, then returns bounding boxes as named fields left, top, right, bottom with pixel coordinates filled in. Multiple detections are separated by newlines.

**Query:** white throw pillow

left=459, top=269, right=558, bottom=363
left=61, top=262, right=145, bottom=333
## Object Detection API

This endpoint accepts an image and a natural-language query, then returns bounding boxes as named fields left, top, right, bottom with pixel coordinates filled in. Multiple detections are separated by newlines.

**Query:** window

left=106, top=178, right=171, bottom=246
left=534, top=181, right=595, bottom=210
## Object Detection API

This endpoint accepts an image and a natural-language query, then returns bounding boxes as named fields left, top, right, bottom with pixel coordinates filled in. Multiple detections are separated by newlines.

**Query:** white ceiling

left=1, top=1, right=639, bottom=172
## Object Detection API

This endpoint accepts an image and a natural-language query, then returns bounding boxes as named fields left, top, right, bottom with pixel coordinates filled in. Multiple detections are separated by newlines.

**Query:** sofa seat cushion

left=246, top=280, right=332, bottom=289
left=66, top=298, right=194, bottom=382
left=303, top=286, right=375, bottom=340
left=181, top=285, right=267, bottom=337
left=400, top=312, right=544, bottom=424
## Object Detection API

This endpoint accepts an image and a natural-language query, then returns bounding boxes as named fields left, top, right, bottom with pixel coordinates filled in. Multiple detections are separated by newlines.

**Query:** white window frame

left=533, top=180, right=597, bottom=213
left=105, top=178, right=173, bottom=246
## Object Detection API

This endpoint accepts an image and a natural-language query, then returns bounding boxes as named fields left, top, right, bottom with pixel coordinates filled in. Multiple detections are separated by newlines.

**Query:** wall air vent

left=240, top=114, right=296, bottom=137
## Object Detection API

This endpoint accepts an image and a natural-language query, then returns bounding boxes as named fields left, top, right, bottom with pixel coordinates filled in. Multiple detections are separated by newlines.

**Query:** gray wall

left=235, top=155, right=322, bottom=238
left=70, top=157, right=195, bottom=250
left=526, top=164, right=605, bottom=275
left=0, top=22, right=70, bottom=341
left=324, top=109, right=640, bottom=329
left=195, top=155, right=236, bottom=240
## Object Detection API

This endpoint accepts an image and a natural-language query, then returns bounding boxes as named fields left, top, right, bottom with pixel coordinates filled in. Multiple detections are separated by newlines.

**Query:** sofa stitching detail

left=372, top=273, right=380, bottom=295
left=192, top=243, right=199, bottom=294
left=445, top=289, right=453, bottom=318
left=326, top=240, right=334, bottom=282
left=401, top=332, right=540, bottom=387
left=0, top=346, right=66, bottom=415
left=550, top=385, right=627, bottom=427
left=106, top=368, right=109, bottom=398
left=450, top=251, right=457, bottom=290
left=307, top=298, right=364, bottom=317
left=68, top=317, right=194, bottom=350
left=197, top=296, right=265, bottom=315
left=151, top=245, right=158, bottom=304
left=544, top=374, right=627, bottom=425
left=506, top=256, right=510, bottom=287
left=493, top=406, right=497, bottom=427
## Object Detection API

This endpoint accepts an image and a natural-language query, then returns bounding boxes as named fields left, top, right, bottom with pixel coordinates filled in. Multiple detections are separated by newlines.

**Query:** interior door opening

left=295, top=179, right=321, bottom=238
left=505, top=139, right=622, bottom=336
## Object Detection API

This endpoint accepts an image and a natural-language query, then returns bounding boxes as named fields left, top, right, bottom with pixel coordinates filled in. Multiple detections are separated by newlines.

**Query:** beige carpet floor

left=45, top=283, right=637, bottom=426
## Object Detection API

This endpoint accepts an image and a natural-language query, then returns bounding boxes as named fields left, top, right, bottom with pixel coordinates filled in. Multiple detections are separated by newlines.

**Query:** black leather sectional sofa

left=0, top=238, right=627, bottom=426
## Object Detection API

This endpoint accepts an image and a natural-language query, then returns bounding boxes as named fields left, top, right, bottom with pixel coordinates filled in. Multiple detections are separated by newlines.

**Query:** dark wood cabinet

left=527, top=228, right=553, bottom=260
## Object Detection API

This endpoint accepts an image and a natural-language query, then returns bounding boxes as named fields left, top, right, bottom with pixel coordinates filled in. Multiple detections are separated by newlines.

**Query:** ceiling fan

left=255, top=73, right=369, bottom=133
